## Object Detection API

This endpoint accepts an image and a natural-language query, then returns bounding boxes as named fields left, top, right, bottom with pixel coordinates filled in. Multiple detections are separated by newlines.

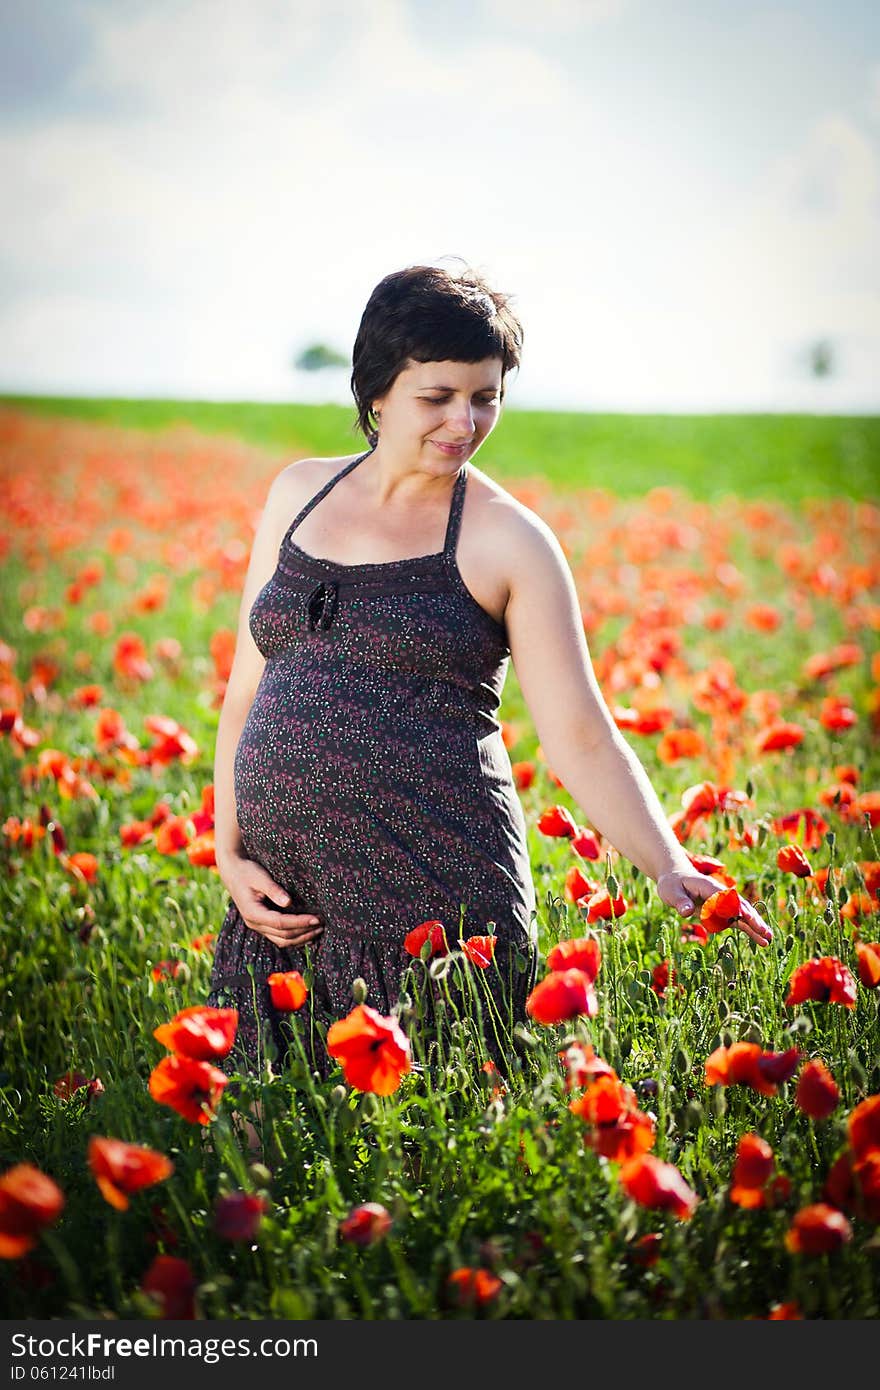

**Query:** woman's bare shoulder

left=267, top=453, right=362, bottom=528
left=467, top=464, right=557, bottom=547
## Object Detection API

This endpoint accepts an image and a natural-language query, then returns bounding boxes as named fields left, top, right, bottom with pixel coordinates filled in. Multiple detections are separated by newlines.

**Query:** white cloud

left=482, top=0, right=629, bottom=32
left=0, top=0, right=878, bottom=411
left=869, top=62, right=880, bottom=120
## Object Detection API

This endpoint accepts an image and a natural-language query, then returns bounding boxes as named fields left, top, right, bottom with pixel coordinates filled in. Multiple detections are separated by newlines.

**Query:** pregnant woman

left=208, top=262, right=771, bottom=1079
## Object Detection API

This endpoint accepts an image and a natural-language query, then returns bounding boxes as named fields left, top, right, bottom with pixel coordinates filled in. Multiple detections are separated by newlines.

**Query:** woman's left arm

left=503, top=512, right=772, bottom=947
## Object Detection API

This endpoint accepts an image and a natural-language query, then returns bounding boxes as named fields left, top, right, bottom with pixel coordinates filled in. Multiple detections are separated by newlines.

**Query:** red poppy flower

left=699, top=886, right=742, bottom=935
left=525, top=969, right=598, bottom=1026
left=446, top=1266, right=502, bottom=1307
left=681, top=919, right=709, bottom=945
left=650, top=960, right=677, bottom=997
left=824, top=1151, right=855, bottom=1212
left=855, top=942, right=880, bottom=989
left=0, top=1164, right=65, bottom=1259
left=267, top=970, right=309, bottom=1011
left=153, top=1006, right=238, bottom=1061
left=795, top=1059, right=840, bottom=1121
left=569, top=1074, right=657, bottom=1162
left=803, top=644, right=862, bottom=680
left=87, top=1137, right=173, bottom=1212
left=564, top=865, right=599, bottom=902
left=460, top=936, right=496, bottom=968
left=785, top=957, right=857, bottom=1008
left=704, top=1042, right=800, bottom=1098
left=820, top=696, right=857, bottom=732
left=155, top=815, right=195, bottom=855
left=53, top=1071, right=104, bottom=1103
left=558, top=1042, right=615, bottom=1092
left=614, top=706, right=673, bottom=736
left=772, top=807, right=829, bottom=851
left=582, top=888, right=627, bottom=923
left=568, top=1073, right=631, bottom=1125
left=403, top=920, right=449, bottom=959
left=657, top=728, right=707, bottom=764
left=853, top=791, right=880, bottom=827
left=196, top=782, right=215, bottom=822
left=825, top=1149, right=880, bottom=1223
left=681, top=781, right=718, bottom=817
left=570, top=826, right=601, bottom=859
left=141, top=1255, right=196, bottom=1319
left=148, top=1055, right=229, bottom=1125
left=852, top=1154, right=880, bottom=1222
left=546, top=936, right=602, bottom=980
left=776, top=844, right=813, bottom=877
left=326, top=1005, right=411, bottom=1096
left=214, top=1193, right=268, bottom=1242
left=2, top=816, right=46, bottom=850
left=72, top=682, right=104, bottom=707
left=338, top=1202, right=392, bottom=1247
left=767, top=1302, right=803, bottom=1319
left=758, top=1047, right=802, bottom=1085
left=729, top=1133, right=774, bottom=1208
left=630, top=1232, right=662, bottom=1267
left=143, top=715, right=198, bottom=767
left=186, top=830, right=216, bottom=868
left=848, top=1094, right=880, bottom=1161
left=150, top=959, right=183, bottom=983
left=113, top=632, right=153, bottom=682
left=619, top=1155, right=698, bottom=1221
left=686, top=851, right=735, bottom=884
left=745, top=603, right=782, bottom=632
left=834, top=765, right=859, bottom=786
left=121, top=819, right=153, bottom=848
left=511, top=760, right=535, bottom=790
left=755, top=722, right=805, bottom=753
left=63, top=852, right=99, bottom=884
left=784, top=1204, right=852, bottom=1255
left=536, top=804, right=578, bottom=838
left=841, top=892, right=879, bottom=925
left=189, top=933, right=216, bottom=953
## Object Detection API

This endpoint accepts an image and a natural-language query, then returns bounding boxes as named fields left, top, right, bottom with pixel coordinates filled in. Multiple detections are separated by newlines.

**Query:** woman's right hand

left=219, top=852, right=324, bottom=951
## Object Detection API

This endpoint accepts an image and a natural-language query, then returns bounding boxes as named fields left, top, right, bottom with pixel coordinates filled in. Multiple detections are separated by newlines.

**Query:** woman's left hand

left=656, top=870, right=773, bottom=947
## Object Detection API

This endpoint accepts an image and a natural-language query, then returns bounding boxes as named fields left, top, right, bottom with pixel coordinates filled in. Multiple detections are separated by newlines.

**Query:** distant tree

left=807, top=338, right=834, bottom=378
left=294, top=343, right=349, bottom=372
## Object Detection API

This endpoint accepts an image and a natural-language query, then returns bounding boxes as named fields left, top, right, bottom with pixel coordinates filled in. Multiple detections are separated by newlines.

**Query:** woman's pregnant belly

left=233, top=653, right=535, bottom=941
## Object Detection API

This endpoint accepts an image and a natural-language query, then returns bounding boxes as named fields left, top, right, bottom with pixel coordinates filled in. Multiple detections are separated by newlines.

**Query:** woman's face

left=372, top=357, right=504, bottom=470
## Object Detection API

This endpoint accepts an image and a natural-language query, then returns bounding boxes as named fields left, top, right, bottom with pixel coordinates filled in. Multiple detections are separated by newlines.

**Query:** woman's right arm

left=214, top=465, right=324, bottom=952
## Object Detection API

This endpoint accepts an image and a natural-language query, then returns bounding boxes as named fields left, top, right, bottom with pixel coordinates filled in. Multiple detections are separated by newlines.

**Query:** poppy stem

left=42, top=1231, right=83, bottom=1303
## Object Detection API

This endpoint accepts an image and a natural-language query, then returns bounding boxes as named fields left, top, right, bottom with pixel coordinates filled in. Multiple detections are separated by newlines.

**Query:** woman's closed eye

left=421, top=396, right=499, bottom=406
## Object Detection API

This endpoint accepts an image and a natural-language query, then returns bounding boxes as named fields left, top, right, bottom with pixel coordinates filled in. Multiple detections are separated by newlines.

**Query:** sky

left=1, top=0, right=879, bottom=413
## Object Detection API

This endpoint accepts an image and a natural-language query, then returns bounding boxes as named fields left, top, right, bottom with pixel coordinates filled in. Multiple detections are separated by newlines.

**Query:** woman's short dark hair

left=351, top=262, right=524, bottom=447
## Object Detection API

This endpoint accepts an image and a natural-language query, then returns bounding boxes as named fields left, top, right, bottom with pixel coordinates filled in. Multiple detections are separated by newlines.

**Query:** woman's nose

left=447, top=402, right=475, bottom=436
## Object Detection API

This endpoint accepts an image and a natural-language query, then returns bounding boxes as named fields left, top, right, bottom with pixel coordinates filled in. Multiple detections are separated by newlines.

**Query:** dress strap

left=442, top=464, right=469, bottom=558
left=284, top=448, right=373, bottom=542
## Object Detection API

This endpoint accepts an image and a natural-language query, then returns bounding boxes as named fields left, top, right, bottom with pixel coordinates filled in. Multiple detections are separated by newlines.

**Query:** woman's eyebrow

left=418, top=384, right=501, bottom=392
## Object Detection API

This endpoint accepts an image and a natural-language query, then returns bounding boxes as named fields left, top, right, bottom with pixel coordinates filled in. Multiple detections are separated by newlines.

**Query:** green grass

left=3, top=394, right=878, bottom=500
left=0, top=409, right=878, bottom=1319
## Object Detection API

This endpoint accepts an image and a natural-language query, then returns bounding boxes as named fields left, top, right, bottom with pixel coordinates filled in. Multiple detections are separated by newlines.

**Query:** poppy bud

left=351, top=977, right=368, bottom=1004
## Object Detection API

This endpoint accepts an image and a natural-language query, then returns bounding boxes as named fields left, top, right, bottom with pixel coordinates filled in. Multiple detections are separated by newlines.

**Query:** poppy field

left=1, top=404, right=879, bottom=1320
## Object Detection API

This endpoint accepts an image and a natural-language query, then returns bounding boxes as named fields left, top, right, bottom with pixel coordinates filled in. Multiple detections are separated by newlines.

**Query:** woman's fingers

left=248, top=874, right=291, bottom=909
left=735, top=902, right=773, bottom=947
left=257, top=927, right=323, bottom=950
left=245, top=919, right=323, bottom=949
left=672, top=874, right=774, bottom=947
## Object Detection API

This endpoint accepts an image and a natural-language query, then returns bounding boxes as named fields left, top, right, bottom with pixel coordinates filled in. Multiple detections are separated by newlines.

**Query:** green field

left=3, top=395, right=878, bottom=500
left=1, top=403, right=878, bottom=1320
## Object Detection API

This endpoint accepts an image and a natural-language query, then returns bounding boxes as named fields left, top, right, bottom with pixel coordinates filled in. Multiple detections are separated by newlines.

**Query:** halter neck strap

left=285, top=449, right=373, bottom=539
left=442, top=464, right=468, bottom=558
